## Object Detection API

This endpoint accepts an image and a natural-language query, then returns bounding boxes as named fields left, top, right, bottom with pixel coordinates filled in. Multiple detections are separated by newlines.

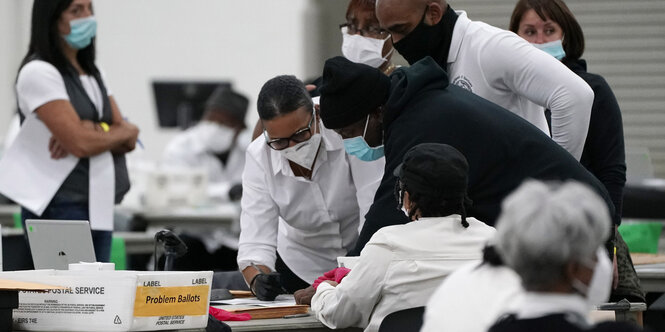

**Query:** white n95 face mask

left=572, top=247, right=613, bottom=307
left=197, top=121, right=235, bottom=153
left=341, top=27, right=394, bottom=68
left=280, top=115, right=322, bottom=171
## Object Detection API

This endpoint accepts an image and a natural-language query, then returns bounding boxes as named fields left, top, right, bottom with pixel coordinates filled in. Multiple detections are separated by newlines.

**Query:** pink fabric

left=209, top=306, right=252, bottom=321
left=312, top=267, right=351, bottom=289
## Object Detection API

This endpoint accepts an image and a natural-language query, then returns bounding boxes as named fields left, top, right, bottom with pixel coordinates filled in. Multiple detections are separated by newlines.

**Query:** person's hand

left=48, top=136, right=68, bottom=159
left=294, top=286, right=316, bottom=305
left=312, top=267, right=350, bottom=289
left=250, top=272, right=284, bottom=301
left=323, top=281, right=338, bottom=287
left=121, top=121, right=139, bottom=150
left=112, top=121, right=139, bottom=154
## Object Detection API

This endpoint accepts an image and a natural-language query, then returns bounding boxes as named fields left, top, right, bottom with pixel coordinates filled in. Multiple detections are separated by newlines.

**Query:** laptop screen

left=25, top=219, right=96, bottom=270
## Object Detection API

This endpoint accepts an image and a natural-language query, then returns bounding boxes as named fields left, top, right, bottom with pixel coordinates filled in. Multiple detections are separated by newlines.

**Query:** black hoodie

left=350, top=57, right=615, bottom=255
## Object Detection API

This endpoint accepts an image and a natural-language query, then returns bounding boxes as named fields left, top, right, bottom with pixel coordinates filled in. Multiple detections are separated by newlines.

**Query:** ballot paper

left=211, top=294, right=296, bottom=307
left=0, top=115, right=78, bottom=215
left=0, top=114, right=115, bottom=230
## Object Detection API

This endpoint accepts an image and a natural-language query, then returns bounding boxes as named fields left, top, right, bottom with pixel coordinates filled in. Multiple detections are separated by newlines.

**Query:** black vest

left=25, top=60, right=130, bottom=204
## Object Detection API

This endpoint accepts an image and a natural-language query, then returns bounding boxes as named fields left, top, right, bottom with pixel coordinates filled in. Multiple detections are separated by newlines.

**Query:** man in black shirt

left=319, top=56, right=615, bottom=256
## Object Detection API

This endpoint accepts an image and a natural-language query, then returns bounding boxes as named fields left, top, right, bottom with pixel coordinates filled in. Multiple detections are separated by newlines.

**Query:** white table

left=117, top=203, right=240, bottom=228
left=221, top=309, right=362, bottom=332
left=114, top=231, right=155, bottom=255
left=635, top=263, right=665, bottom=293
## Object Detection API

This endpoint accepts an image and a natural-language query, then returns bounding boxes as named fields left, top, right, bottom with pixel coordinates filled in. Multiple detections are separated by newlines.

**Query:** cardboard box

left=0, top=279, right=65, bottom=331
left=0, top=270, right=212, bottom=331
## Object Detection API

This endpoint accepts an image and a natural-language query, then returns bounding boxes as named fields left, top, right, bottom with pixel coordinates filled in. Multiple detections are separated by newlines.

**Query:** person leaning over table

left=317, top=56, right=617, bottom=257
left=509, top=0, right=642, bottom=304
left=488, top=180, right=642, bottom=332
left=236, top=75, right=383, bottom=300
left=374, top=0, right=594, bottom=161
left=310, top=143, right=495, bottom=332
left=0, top=0, right=138, bottom=263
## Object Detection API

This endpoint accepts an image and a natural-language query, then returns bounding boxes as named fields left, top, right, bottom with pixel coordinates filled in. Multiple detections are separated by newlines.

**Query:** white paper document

left=0, top=114, right=115, bottom=230
left=211, top=294, right=296, bottom=307
left=0, top=115, right=78, bottom=215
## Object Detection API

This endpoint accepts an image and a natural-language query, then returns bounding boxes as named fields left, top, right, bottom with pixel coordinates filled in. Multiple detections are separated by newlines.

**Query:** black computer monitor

left=152, top=81, right=231, bottom=129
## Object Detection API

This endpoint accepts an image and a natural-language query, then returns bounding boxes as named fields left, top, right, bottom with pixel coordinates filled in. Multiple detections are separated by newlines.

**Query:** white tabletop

left=635, top=263, right=665, bottom=292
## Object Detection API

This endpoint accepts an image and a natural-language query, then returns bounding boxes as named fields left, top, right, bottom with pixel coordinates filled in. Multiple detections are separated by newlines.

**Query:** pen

left=283, top=313, right=309, bottom=319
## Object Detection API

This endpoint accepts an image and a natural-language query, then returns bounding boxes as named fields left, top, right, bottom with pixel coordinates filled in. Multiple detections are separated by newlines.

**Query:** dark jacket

left=489, top=313, right=642, bottom=332
left=350, top=57, right=615, bottom=255
left=569, top=59, right=626, bottom=223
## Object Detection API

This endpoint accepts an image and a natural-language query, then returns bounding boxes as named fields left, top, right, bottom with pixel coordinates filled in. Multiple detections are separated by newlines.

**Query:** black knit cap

left=205, top=86, right=249, bottom=123
left=319, top=56, right=391, bottom=129
left=393, top=143, right=469, bottom=198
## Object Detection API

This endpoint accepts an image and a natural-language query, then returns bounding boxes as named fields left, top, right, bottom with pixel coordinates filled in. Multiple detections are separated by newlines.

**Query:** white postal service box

left=0, top=270, right=212, bottom=331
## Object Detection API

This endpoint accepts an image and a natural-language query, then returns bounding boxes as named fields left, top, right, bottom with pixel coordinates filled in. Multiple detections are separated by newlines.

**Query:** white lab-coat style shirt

left=162, top=125, right=249, bottom=200
left=311, top=216, right=495, bottom=332
left=237, top=121, right=384, bottom=283
left=447, top=11, right=593, bottom=160
left=420, top=261, right=524, bottom=332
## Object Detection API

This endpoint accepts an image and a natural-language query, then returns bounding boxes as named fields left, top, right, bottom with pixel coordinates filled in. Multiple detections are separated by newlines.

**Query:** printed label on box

left=3, top=270, right=211, bottom=331
left=133, top=285, right=209, bottom=317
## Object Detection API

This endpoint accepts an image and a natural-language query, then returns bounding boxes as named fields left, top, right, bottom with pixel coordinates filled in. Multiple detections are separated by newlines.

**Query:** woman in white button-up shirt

left=237, top=75, right=383, bottom=299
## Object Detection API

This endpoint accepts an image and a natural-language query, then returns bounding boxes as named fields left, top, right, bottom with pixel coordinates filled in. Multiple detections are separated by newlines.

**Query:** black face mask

left=392, top=5, right=457, bottom=66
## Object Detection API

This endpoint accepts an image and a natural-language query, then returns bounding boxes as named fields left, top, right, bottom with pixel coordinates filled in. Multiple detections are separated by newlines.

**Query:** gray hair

left=495, top=180, right=611, bottom=291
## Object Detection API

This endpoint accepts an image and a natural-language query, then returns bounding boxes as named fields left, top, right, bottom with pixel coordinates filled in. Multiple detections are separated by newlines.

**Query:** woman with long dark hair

left=509, top=0, right=643, bottom=304
left=0, top=0, right=139, bottom=263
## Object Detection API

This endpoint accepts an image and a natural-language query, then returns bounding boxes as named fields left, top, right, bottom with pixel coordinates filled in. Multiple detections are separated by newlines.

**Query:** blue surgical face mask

left=343, top=114, right=384, bottom=161
left=64, top=16, right=97, bottom=49
left=532, top=39, right=566, bottom=61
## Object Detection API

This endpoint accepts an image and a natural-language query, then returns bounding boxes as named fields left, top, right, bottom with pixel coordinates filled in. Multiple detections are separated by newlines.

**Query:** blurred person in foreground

left=488, top=180, right=641, bottom=332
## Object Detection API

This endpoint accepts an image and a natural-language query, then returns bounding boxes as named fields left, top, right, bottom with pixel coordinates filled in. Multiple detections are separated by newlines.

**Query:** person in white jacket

left=163, top=86, right=249, bottom=202
left=376, top=0, right=594, bottom=160
left=419, top=246, right=524, bottom=332
left=238, top=75, right=384, bottom=300
left=311, top=143, right=495, bottom=332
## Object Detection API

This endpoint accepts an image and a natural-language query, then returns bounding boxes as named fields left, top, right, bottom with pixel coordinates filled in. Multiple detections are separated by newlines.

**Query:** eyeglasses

left=340, top=23, right=389, bottom=39
left=264, top=110, right=315, bottom=150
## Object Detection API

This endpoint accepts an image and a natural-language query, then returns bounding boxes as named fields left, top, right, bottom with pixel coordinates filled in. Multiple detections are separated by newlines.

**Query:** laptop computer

left=25, top=219, right=97, bottom=270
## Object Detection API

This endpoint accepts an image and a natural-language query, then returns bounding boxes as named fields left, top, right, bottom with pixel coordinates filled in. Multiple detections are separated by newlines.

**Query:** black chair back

left=378, top=306, right=426, bottom=332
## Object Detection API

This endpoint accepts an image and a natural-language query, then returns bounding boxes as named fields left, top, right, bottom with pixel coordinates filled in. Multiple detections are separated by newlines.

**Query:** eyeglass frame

left=339, top=22, right=390, bottom=39
left=263, top=108, right=316, bottom=150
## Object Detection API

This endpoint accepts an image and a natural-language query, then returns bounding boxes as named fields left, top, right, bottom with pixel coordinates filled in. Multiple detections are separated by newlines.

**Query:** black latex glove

left=250, top=272, right=284, bottom=301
